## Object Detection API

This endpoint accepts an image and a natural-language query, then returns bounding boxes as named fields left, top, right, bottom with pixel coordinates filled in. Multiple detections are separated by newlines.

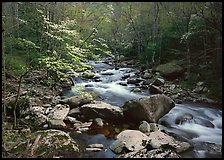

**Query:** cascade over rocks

left=122, top=94, right=175, bottom=123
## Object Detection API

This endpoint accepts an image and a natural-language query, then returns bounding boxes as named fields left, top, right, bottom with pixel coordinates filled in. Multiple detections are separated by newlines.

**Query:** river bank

left=2, top=56, right=222, bottom=158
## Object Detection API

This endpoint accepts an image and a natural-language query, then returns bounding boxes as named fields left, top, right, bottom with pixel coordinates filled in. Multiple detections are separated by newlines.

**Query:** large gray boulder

left=148, top=131, right=192, bottom=153
left=110, top=130, right=150, bottom=154
left=80, top=101, right=123, bottom=121
left=122, top=94, right=175, bottom=123
left=155, top=62, right=184, bottom=79
left=60, top=93, right=95, bottom=108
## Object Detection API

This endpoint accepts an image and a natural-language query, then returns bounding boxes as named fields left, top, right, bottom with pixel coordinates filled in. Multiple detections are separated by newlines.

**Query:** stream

left=63, top=57, right=222, bottom=158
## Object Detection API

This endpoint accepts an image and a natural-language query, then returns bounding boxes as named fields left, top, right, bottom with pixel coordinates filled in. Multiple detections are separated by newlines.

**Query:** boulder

left=60, top=93, right=95, bottom=108
left=127, top=78, right=142, bottom=84
left=48, top=119, right=67, bottom=129
left=151, top=78, right=165, bottom=86
left=10, top=129, right=79, bottom=158
left=119, top=148, right=180, bottom=158
left=155, top=62, right=184, bottom=79
left=122, top=94, right=175, bottom=123
left=80, top=101, right=123, bottom=121
left=47, top=104, right=70, bottom=120
left=139, top=121, right=160, bottom=134
left=149, top=85, right=163, bottom=94
left=148, top=131, right=192, bottom=153
left=110, top=130, right=150, bottom=154
left=68, top=107, right=81, bottom=118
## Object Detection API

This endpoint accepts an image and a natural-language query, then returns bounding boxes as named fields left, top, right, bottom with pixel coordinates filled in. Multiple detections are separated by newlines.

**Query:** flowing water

left=64, top=57, right=222, bottom=158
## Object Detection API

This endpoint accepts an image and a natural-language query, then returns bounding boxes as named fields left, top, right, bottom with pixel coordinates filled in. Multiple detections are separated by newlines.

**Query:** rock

left=80, top=101, right=123, bottom=121
left=48, top=119, right=67, bottom=129
left=87, top=144, right=104, bottom=149
left=60, top=93, right=95, bottom=108
left=118, top=82, right=127, bottom=86
left=110, top=130, right=150, bottom=154
left=64, top=116, right=78, bottom=124
left=29, top=106, right=46, bottom=115
left=127, top=78, right=142, bottom=84
left=155, top=62, right=184, bottom=79
left=149, top=85, right=163, bottom=94
left=51, top=96, right=61, bottom=105
left=122, top=73, right=130, bottom=79
left=139, top=121, right=150, bottom=133
left=11, top=129, right=79, bottom=158
left=93, top=118, right=104, bottom=127
left=82, top=70, right=95, bottom=79
left=68, top=107, right=81, bottom=118
left=197, top=81, right=204, bottom=86
left=148, top=131, right=192, bottom=153
left=142, top=72, right=153, bottom=79
left=86, top=148, right=102, bottom=152
left=101, top=71, right=114, bottom=75
left=43, top=104, right=51, bottom=108
left=151, top=78, right=165, bottom=86
left=139, top=121, right=160, bottom=135
left=175, top=113, right=193, bottom=124
left=192, top=86, right=204, bottom=94
left=142, top=78, right=155, bottom=85
left=132, top=88, right=141, bottom=93
left=47, top=104, right=70, bottom=120
left=73, top=121, right=92, bottom=133
left=118, top=148, right=148, bottom=158
left=170, top=84, right=176, bottom=90
left=122, top=94, right=175, bottom=123
left=147, top=148, right=180, bottom=158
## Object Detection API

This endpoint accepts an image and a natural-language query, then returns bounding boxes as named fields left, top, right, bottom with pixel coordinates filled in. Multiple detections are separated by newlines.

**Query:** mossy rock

left=82, top=70, right=95, bottom=79
left=156, top=62, right=184, bottom=79
left=10, top=129, right=79, bottom=158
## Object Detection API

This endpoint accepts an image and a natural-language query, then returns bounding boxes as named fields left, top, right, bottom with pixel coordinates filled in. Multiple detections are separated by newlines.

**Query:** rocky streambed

left=2, top=57, right=222, bottom=158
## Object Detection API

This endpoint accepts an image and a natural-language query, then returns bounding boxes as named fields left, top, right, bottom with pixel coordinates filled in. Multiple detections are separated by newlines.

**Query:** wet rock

left=47, top=104, right=70, bottom=120
left=86, top=148, right=102, bottom=152
left=122, top=73, right=130, bottom=79
left=110, top=130, right=150, bottom=154
left=151, top=78, right=165, bottom=86
left=148, top=131, right=192, bottom=153
left=80, top=101, right=123, bottom=121
left=101, top=71, right=114, bottom=75
left=118, top=82, right=127, bottom=86
left=127, top=78, right=142, bottom=84
left=175, top=113, right=194, bottom=124
left=87, top=143, right=104, bottom=149
left=48, top=119, right=67, bottom=129
left=60, top=93, right=95, bottom=108
left=142, top=79, right=155, bottom=85
left=142, top=72, right=153, bottom=79
left=132, top=88, right=141, bottom=93
left=122, top=94, right=175, bottom=123
left=82, top=70, right=95, bottom=79
left=139, top=121, right=150, bottom=134
left=139, top=121, right=160, bottom=135
left=149, top=85, right=163, bottom=94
